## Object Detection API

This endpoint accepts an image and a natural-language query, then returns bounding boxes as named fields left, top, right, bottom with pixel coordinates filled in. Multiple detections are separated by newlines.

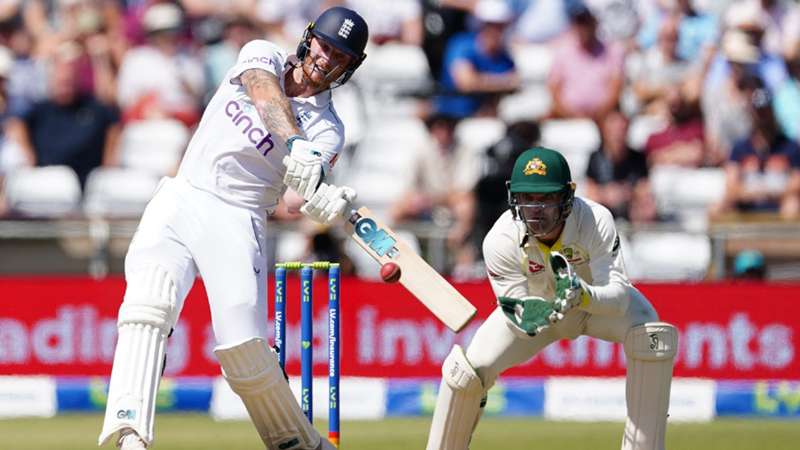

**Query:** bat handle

left=346, top=207, right=360, bottom=225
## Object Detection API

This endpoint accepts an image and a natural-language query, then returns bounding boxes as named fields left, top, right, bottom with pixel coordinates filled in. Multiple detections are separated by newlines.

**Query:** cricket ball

left=380, top=262, right=402, bottom=283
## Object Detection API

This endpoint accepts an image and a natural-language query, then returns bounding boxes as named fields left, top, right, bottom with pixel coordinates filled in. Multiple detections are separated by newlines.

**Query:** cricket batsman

left=98, top=6, right=368, bottom=449
left=427, top=147, right=678, bottom=450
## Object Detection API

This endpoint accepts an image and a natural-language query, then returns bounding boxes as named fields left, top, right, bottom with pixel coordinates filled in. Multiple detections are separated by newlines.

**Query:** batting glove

left=300, top=182, right=357, bottom=225
left=282, top=136, right=329, bottom=200
left=550, top=251, right=589, bottom=314
left=499, top=295, right=563, bottom=337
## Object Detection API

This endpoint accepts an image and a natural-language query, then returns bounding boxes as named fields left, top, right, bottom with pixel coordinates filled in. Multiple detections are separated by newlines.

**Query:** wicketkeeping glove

left=499, top=296, right=563, bottom=336
left=300, top=182, right=357, bottom=225
left=282, top=137, right=328, bottom=200
left=550, top=251, right=588, bottom=314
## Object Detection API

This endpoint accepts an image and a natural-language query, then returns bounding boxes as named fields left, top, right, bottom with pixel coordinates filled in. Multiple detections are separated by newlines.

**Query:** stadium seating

left=5, top=166, right=82, bottom=217
left=82, top=167, right=161, bottom=218
left=627, top=231, right=712, bottom=280
left=353, top=43, right=431, bottom=119
left=540, top=119, right=601, bottom=179
left=627, top=114, right=668, bottom=150
left=454, top=117, right=507, bottom=155
left=649, top=166, right=726, bottom=231
left=357, top=43, right=431, bottom=92
left=498, top=85, right=552, bottom=122
left=78, top=119, right=189, bottom=218
left=118, top=119, right=189, bottom=176
left=511, top=43, right=554, bottom=84
left=332, top=83, right=369, bottom=147
left=343, top=118, right=430, bottom=213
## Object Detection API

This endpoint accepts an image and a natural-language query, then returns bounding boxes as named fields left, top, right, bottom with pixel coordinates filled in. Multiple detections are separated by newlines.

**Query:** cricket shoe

left=117, top=428, right=147, bottom=449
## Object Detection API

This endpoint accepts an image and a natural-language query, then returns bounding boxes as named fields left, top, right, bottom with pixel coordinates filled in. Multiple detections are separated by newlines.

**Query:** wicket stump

left=274, top=262, right=341, bottom=447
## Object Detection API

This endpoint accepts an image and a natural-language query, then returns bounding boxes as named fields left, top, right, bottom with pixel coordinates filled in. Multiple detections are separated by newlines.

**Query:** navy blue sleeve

left=632, top=149, right=649, bottom=178
left=729, top=139, right=749, bottom=163
left=585, top=150, right=603, bottom=181
left=500, top=50, right=516, bottom=71
left=105, top=103, right=121, bottom=127
left=14, top=100, right=40, bottom=124
left=786, top=140, right=800, bottom=168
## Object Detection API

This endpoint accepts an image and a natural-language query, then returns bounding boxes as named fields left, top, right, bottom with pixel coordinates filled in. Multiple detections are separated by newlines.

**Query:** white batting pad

left=214, top=337, right=321, bottom=450
left=99, top=265, right=177, bottom=447
left=622, top=322, right=678, bottom=450
left=426, top=345, right=485, bottom=450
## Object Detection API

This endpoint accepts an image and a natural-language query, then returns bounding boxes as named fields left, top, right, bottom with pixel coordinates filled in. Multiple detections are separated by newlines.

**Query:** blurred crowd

left=0, top=0, right=798, bottom=280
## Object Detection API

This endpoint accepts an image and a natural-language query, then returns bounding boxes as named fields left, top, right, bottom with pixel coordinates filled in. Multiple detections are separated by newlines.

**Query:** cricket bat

left=344, top=206, right=477, bottom=332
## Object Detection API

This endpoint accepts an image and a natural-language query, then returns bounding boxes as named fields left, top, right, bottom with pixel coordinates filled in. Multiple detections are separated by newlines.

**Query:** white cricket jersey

left=177, top=39, right=345, bottom=211
left=483, top=197, right=632, bottom=317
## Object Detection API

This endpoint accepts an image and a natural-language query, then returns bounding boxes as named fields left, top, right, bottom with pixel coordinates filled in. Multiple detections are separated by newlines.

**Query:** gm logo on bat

left=350, top=212, right=400, bottom=258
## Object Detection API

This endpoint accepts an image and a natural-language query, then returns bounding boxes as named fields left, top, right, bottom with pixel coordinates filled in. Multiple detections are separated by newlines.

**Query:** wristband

left=286, top=135, right=303, bottom=152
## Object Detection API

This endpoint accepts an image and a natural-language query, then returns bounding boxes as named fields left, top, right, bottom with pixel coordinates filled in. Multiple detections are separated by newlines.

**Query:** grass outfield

left=0, top=415, right=797, bottom=450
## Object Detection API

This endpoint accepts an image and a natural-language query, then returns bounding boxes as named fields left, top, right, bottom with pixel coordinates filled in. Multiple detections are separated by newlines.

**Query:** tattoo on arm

left=240, top=69, right=302, bottom=143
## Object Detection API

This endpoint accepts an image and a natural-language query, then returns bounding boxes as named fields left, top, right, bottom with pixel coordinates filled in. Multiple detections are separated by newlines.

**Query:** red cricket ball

left=380, top=262, right=402, bottom=283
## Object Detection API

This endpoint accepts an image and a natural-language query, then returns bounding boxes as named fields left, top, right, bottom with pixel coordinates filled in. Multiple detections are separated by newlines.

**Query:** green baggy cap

left=509, top=147, right=572, bottom=193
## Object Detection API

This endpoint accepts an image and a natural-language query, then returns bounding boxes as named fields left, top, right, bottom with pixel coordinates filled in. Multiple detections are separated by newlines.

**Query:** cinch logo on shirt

left=242, top=56, right=274, bottom=66
left=225, top=100, right=275, bottom=155
left=338, top=19, right=354, bottom=38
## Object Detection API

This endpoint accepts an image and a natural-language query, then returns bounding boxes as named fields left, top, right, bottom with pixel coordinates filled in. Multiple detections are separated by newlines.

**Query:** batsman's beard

left=302, top=53, right=346, bottom=87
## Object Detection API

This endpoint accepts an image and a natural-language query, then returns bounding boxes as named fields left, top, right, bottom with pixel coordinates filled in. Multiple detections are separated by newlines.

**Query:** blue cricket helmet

left=296, top=6, right=369, bottom=86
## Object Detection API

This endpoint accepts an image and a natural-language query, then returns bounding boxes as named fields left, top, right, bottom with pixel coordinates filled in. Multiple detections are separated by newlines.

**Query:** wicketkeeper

left=427, top=147, right=678, bottom=450
left=98, top=6, right=368, bottom=449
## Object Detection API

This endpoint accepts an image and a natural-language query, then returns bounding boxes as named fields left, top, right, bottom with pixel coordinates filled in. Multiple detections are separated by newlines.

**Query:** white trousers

left=466, top=287, right=659, bottom=388
left=125, top=177, right=269, bottom=346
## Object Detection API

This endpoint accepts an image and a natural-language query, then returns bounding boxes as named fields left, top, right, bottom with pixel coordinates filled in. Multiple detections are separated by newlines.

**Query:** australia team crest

left=523, top=157, right=547, bottom=176
left=560, top=246, right=588, bottom=265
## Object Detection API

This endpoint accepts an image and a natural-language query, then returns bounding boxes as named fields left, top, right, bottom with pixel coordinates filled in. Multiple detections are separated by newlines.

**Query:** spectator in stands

left=0, top=14, right=46, bottom=117
left=249, top=1, right=330, bottom=51
left=511, top=0, right=569, bottom=44
left=22, top=0, right=122, bottom=63
left=627, top=12, right=699, bottom=117
left=0, top=45, right=19, bottom=216
left=585, top=109, right=654, bottom=222
left=203, top=15, right=259, bottom=100
left=637, top=0, right=719, bottom=63
left=0, top=46, right=21, bottom=164
left=473, top=119, right=540, bottom=247
left=177, top=0, right=262, bottom=50
left=705, top=15, right=788, bottom=95
left=725, top=0, right=800, bottom=60
left=774, top=48, right=800, bottom=140
left=420, top=0, right=472, bottom=83
left=5, top=41, right=121, bottom=188
left=547, top=1, right=625, bottom=122
left=733, top=249, right=767, bottom=279
left=346, top=0, right=422, bottom=46
left=713, top=85, right=800, bottom=219
left=309, top=228, right=357, bottom=276
left=389, top=112, right=461, bottom=225
left=645, top=85, right=707, bottom=168
left=432, top=0, right=519, bottom=119
left=116, top=2, right=204, bottom=126
left=0, top=44, right=11, bottom=135
left=58, top=0, right=119, bottom=104
left=703, top=31, right=769, bottom=162
left=387, top=112, right=478, bottom=270
left=359, top=108, right=489, bottom=279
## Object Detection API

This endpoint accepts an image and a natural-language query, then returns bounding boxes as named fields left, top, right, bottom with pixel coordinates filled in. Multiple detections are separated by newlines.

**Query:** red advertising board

left=0, top=277, right=797, bottom=379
